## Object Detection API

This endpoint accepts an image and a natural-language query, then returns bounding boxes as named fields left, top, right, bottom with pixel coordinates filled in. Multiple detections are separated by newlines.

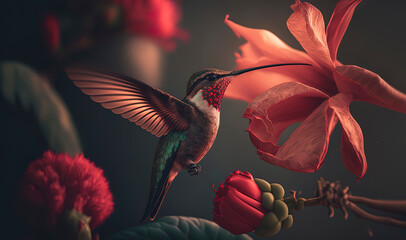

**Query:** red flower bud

left=213, top=170, right=267, bottom=235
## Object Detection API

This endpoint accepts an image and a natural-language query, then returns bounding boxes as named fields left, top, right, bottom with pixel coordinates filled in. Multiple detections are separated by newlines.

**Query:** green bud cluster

left=253, top=178, right=294, bottom=237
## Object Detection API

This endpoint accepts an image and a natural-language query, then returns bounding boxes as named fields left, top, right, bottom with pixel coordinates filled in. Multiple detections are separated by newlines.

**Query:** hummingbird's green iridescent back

left=153, top=130, right=187, bottom=184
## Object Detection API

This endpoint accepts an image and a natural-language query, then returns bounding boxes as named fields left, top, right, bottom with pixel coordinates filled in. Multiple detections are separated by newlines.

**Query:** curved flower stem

left=348, top=195, right=406, bottom=215
left=346, top=202, right=406, bottom=228
left=300, top=197, right=406, bottom=228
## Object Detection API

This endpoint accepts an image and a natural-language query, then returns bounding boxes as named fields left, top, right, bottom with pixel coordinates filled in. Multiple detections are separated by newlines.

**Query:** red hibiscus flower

left=213, top=170, right=268, bottom=234
left=112, top=0, right=189, bottom=51
left=18, top=151, right=114, bottom=235
left=224, top=0, right=406, bottom=179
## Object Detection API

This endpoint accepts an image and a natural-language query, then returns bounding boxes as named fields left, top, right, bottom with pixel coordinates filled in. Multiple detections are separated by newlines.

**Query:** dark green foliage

left=108, top=216, right=253, bottom=240
left=0, top=61, right=82, bottom=155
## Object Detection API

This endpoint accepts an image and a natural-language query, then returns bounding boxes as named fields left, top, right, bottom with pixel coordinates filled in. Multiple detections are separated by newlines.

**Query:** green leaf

left=0, top=61, right=82, bottom=155
left=108, top=216, right=253, bottom=240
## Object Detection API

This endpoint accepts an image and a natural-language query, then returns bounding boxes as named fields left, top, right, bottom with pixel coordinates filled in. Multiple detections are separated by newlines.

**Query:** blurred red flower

left=18, top=151, right=114, bottom=230
left=112, top=0, right=189, bottom=51
left=224, top=0, right=406, bottom=179
left=43, top=13, right=60, bottom=52
left=213, top=170, right=267, bottom=234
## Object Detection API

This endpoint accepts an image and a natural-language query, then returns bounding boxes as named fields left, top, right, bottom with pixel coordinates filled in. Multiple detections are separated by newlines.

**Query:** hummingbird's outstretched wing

left=66, top=68, right=193, bottom=137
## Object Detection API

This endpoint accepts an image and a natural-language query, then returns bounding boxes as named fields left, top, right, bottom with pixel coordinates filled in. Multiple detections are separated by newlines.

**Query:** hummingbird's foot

left=188, top=164, right=201, bottom=176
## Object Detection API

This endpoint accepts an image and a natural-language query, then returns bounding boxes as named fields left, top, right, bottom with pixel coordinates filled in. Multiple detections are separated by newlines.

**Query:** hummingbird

left=65, top=63, right=310, bottom=221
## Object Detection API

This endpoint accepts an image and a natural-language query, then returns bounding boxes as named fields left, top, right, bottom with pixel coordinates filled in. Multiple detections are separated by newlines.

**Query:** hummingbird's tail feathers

left=141, top=179, right=172, bottom=222
left=141, top=133, right=182, bottom=222
left=150, top=180, right=172, bottom=220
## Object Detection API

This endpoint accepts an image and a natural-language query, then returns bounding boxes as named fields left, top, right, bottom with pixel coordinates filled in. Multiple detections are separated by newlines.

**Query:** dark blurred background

left=1, top=0, right=406, bottom=239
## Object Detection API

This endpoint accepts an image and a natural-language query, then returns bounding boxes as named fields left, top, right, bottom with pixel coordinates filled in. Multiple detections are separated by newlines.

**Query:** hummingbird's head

left=185, top=68, right=232, bottom=111
left=185, top=63, right=312, bottom=111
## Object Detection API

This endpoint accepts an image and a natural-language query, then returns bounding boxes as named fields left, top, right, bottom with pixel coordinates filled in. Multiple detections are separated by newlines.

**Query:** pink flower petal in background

left=334, top=65, right=406, bottom=113
left=326, top=0, right=362, bottom=62
left=287, top=1, right=334, bottom=70
left=329, top=93, right=367, bottom=179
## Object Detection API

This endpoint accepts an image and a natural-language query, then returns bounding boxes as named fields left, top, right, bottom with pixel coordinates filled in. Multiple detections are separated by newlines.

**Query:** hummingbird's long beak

left=225, top=63, right=312, bottom=77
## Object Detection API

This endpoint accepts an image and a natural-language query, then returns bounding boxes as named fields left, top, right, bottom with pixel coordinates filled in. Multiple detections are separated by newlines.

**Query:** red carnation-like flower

left=224, top=0, right=406, bottom=179
left=18, top=151, right=114, bottom=234
left=213, top=170, right=268, bottom=234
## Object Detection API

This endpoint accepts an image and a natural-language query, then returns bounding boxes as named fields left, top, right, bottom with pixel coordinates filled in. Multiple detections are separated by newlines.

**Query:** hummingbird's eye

left=206, top=73, right=217, bottom=81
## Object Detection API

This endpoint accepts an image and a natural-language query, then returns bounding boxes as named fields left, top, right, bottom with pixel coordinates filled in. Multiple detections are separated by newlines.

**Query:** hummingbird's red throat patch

left=201, top=77, right=232, bottom=111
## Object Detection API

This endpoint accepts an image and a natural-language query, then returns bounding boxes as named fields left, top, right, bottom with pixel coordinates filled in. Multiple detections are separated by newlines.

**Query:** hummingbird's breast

left=177, top=91, right=220, bottom=167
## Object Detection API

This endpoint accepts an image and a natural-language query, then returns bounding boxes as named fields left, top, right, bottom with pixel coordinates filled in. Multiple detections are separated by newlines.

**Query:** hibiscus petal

left=259, top=96, right=338, bottom=172
left=245, top=113, right=273, bottom=145
left=329, top=94, right=367, bottom=179
left=326, top=0, right=362, bottom=62
left=257, top=93, right=366, bottom=177
left=287, top=1, right=334, bottom=70
left=226, top=70, right=299, bottom=102
left=246, top=113, right=280, bottom=156
left=224, top=15, right=335, bottom=101
left=225, top=14, right=315, bottom=65
left=334, top=65, right=406, bottom=113
left=244, top=82, right=329, bottom=156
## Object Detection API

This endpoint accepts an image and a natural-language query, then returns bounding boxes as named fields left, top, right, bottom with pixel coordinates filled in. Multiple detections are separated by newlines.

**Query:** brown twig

left=348, top=195, right=406, bottom=215
left=290, top=178, right=406, bottom=228
left=347, top=202, right=406, bottom=228
left=303, top=197, right=323, bottom=207
left=312, top=178, right=350, bottom=219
